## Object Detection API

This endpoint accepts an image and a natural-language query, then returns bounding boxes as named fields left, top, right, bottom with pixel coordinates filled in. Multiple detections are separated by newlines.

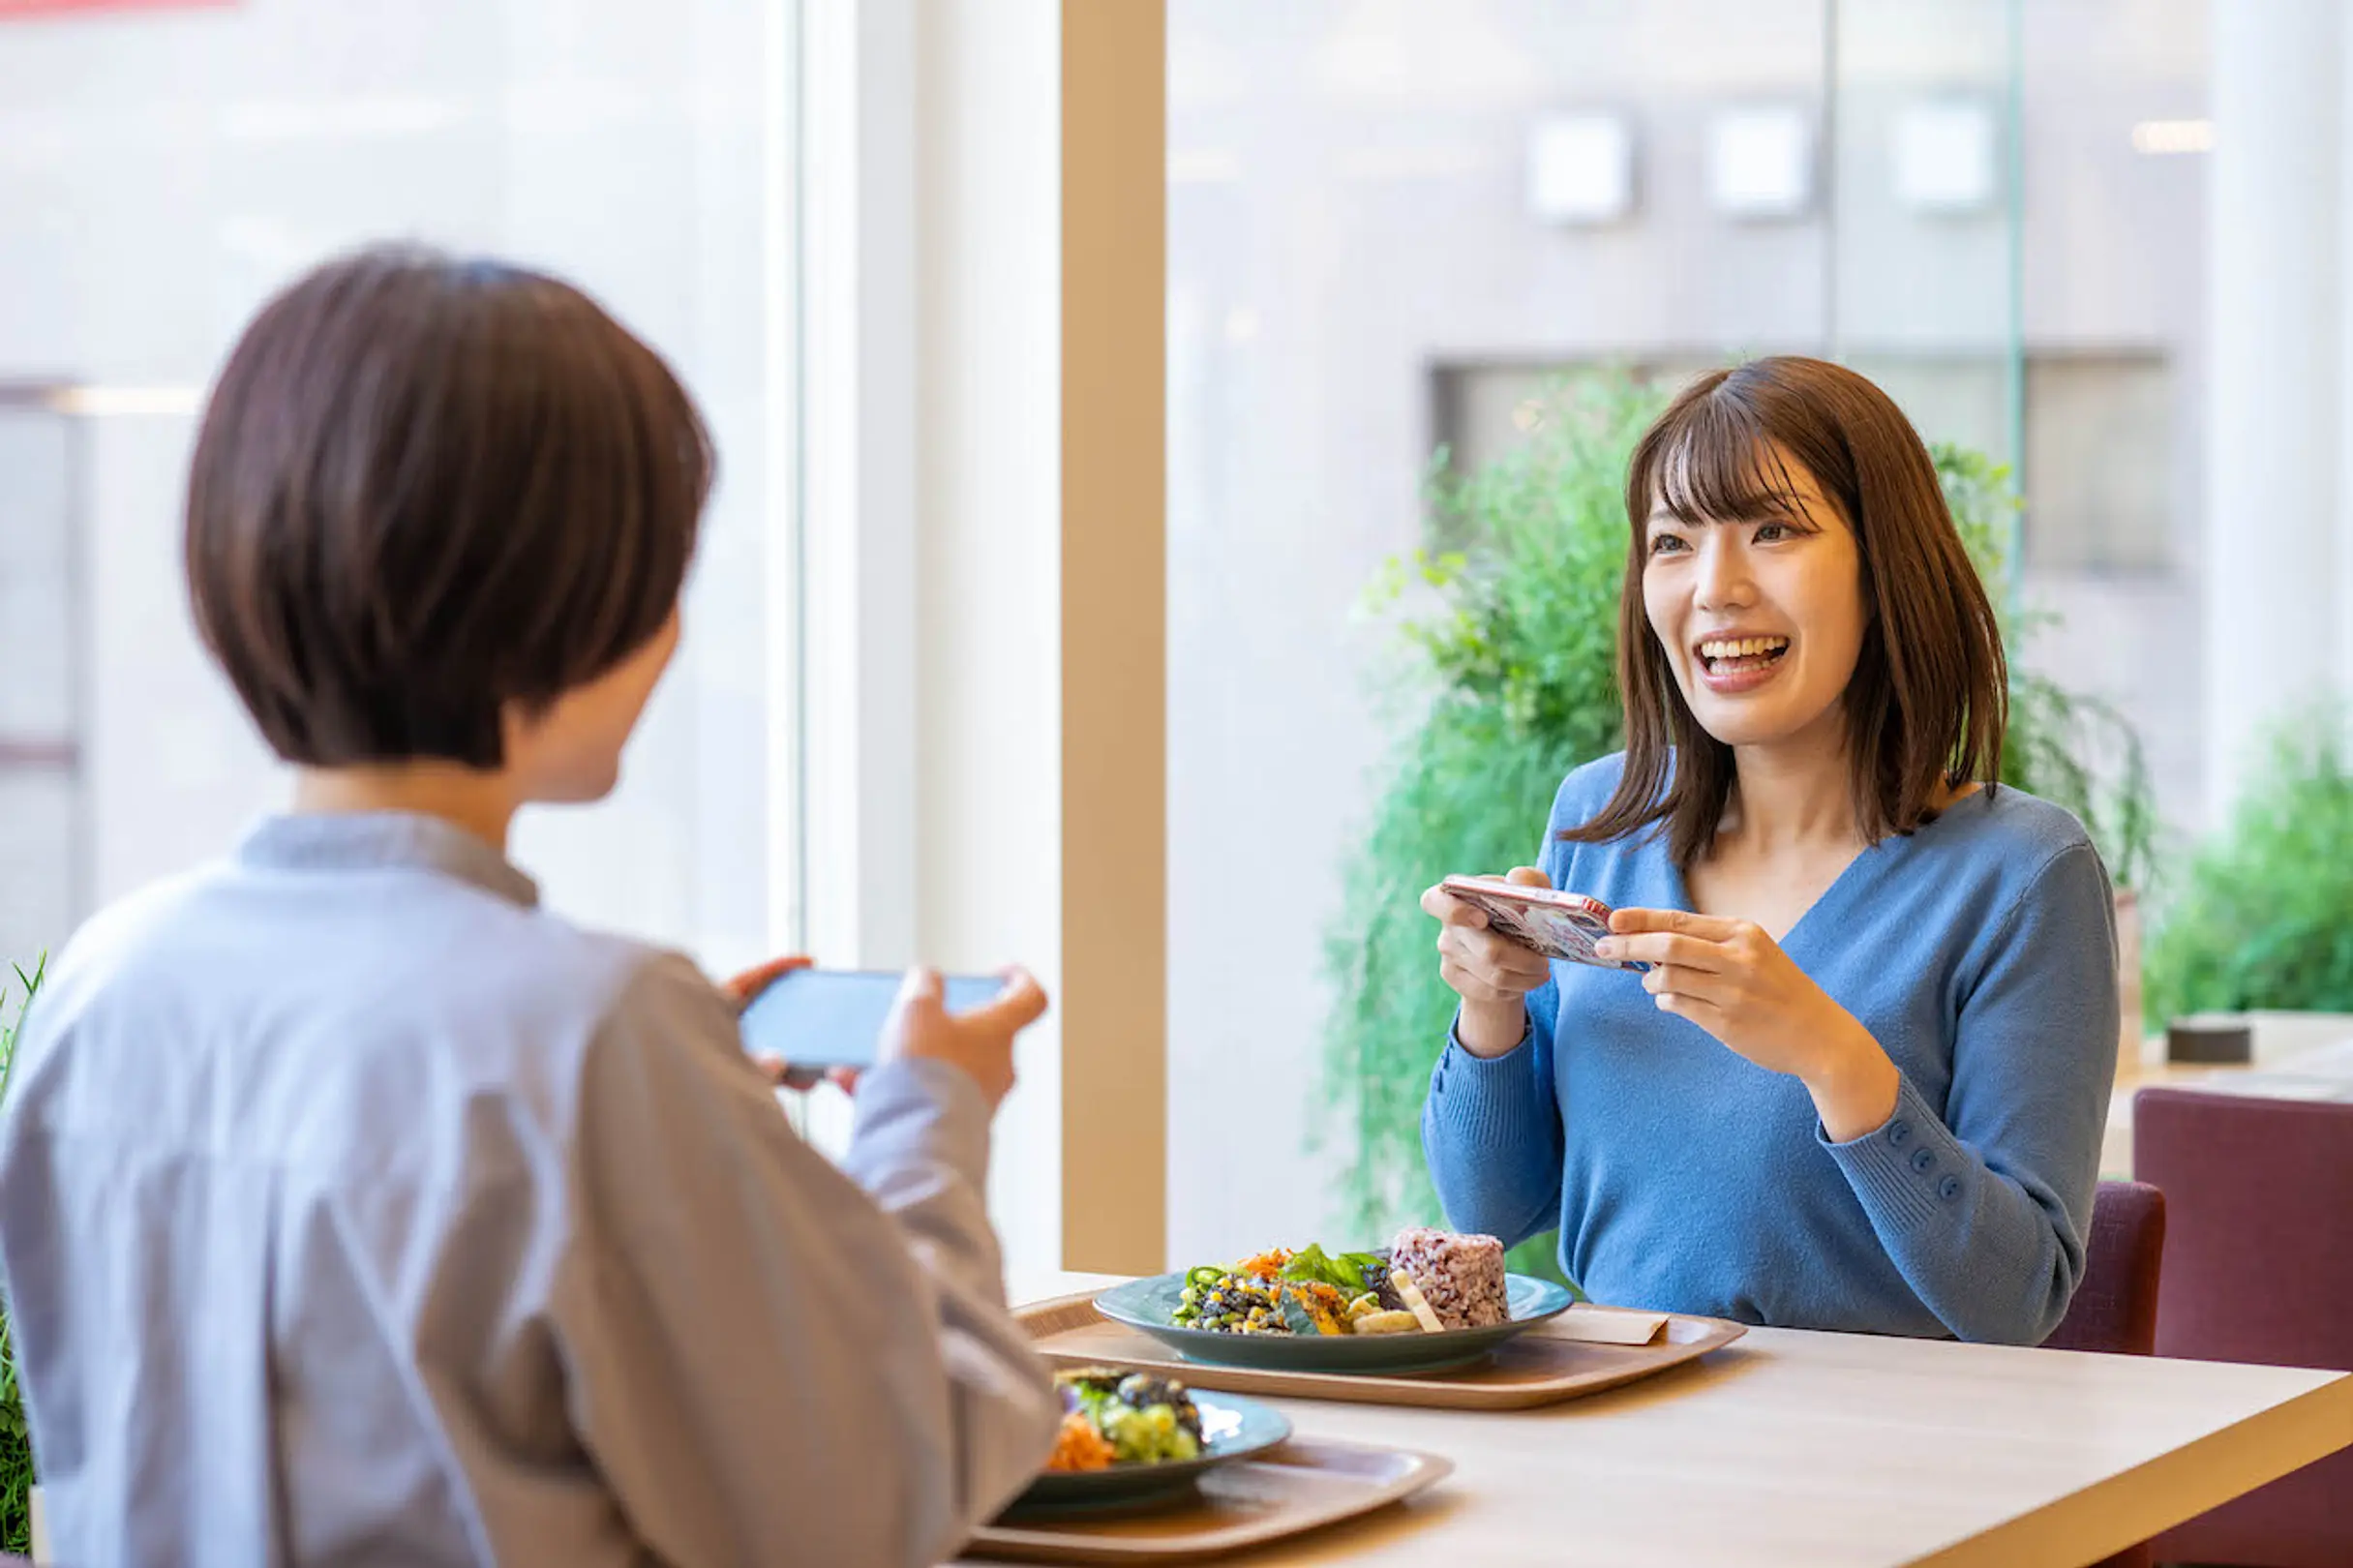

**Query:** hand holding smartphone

left=738, top=968, right=1011, bottom=1070
left=1437, top=875, right=1648, bottom=972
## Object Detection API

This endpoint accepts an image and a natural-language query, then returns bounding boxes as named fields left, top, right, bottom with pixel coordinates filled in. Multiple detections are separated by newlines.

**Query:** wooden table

left=976, top=1274, right=2353, bottom=1568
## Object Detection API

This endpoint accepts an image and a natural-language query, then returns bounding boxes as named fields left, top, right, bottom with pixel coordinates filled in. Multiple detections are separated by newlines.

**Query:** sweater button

left=1886, top=1120, right=1912, bottom=1148
left=1909, top=1148, right=1936, bottom=1176
left=1937, top=1174, right=1963, bottom=1203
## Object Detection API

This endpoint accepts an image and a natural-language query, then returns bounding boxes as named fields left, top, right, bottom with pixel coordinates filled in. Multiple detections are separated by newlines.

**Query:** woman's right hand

left=877, top=966, right=1050, bottom=1111
left=1421, top=866, right=1554, bottom=1057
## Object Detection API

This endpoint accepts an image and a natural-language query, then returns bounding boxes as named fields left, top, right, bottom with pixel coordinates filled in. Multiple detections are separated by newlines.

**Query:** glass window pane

left=0, top=0, right=795, bottom=972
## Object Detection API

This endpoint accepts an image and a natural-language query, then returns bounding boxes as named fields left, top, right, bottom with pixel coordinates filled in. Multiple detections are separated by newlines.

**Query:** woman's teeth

left=1699, top=636, right=1790, bottom=666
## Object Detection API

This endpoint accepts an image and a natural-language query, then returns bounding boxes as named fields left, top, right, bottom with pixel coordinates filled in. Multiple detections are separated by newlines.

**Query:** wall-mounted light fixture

left=1524, top=111, right=1635, bottom=226
left=1707, top=106, right=1812, bottom=221
left=1893, top=100, right=1999, bottom=214
left=2131, top=118, right=2215, bottom=155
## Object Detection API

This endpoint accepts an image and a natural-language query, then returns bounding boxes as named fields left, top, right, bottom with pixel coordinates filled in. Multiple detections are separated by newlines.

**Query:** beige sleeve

left=555, top=953, right=1058, bottom=1568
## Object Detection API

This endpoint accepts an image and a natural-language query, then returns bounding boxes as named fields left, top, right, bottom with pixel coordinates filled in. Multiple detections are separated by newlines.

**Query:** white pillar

left=793, top=0, right=1166, bottom=1280
left=912, top=0, right=1169, bottom=1277
left=912, top=0, right=1069, bottom=1279
left=2205, top=0, right=2342, bottom=818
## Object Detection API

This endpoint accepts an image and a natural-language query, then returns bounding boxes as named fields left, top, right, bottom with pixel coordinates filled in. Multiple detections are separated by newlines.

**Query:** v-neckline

left=1661, top=787, right=1989, bottom=954
left=1665, top=847, right=1865, bottom=952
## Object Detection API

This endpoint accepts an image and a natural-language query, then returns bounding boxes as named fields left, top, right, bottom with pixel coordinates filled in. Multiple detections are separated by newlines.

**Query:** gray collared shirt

left=0, top=812, right=1058, bottom=1567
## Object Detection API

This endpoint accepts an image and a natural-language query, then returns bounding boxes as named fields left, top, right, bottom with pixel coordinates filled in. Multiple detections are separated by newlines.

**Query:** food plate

left=963, top=1439, right=1453, bottom=1564
left=1095, top=1272, right=1575, bottom=1374
left=1001, top=1391, right=1293, bottom=1519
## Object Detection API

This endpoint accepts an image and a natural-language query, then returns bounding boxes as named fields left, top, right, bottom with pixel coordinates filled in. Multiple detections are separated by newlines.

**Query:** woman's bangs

left=1646, top=401, right=1808, bottom=528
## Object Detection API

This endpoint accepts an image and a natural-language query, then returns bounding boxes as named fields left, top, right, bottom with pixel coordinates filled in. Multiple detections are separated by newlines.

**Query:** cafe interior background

left=0, top=0, right=2343, bottom=1298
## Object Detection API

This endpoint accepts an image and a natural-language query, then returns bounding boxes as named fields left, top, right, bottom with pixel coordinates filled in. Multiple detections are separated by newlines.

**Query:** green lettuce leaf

left=1279, top=1245, right=1388, bottom=1293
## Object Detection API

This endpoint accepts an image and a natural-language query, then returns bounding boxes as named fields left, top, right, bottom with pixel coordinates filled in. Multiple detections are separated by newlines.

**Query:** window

left=0, top=394, right=77, bottom=966
left=1166, top=0, right=2200, bottom=1262
left=0, top=0, right=799, bottom=974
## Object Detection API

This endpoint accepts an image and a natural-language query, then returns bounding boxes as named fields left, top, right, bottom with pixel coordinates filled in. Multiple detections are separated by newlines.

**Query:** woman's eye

left=1753, top=521, right=1791, bottom=542
left=1647, top=532, right=1689, bottom=557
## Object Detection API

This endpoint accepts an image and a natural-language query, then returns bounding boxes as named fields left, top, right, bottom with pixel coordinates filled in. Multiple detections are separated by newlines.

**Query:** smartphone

left=1438, top=875, right=1647, bottom=972
left=738, top=968, right=1009, bottom=1070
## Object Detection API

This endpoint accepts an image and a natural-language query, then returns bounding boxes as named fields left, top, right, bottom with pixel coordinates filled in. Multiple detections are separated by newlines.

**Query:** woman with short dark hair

left=0, top=247, right=1059, bottom=1567
left=1422, top=356, right=2119, bottom=1344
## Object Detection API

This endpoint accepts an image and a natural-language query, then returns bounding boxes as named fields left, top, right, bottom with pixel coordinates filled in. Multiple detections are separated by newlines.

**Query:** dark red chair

left=2043, top=1179, right=2167, bottom=1356
left=2137, top=1087, right=2353, bottom=1568
left=2039, top=1180, right=2168, bottom=1568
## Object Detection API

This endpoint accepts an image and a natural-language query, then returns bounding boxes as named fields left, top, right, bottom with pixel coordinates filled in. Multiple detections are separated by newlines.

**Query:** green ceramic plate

left=1094, top=1272, right=1576, bottom=1374
left=999, top=1390, right=1291, bottom=1519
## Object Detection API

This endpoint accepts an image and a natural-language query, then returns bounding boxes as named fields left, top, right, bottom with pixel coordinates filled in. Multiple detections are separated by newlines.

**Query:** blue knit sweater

left=1421, top=754, right=2120, bottom=1343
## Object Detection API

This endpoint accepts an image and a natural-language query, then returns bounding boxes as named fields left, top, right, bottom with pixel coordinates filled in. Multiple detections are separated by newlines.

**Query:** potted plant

left=0, top=954, right=44, bottom=1558
left=1318, top=374, right=2158, bottom=1281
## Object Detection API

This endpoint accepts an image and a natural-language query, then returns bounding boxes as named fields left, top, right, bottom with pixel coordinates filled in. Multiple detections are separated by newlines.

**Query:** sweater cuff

left=1428, top=1011, right=1543, bottom=1149
left=1819, top=1076, right=1970, bottom=1232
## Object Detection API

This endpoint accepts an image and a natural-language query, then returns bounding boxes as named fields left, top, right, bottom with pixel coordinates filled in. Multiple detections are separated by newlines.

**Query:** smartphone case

left=1439, top=877, right=1647, bottom=972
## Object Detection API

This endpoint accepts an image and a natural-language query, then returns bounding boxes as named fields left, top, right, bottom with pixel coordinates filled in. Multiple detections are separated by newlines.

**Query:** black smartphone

left=738, top=968, right=1008, bottom=1070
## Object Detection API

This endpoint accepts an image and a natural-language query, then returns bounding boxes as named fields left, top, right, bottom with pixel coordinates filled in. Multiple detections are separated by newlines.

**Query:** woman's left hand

left=1595, top=909, right=1898, bottom=1139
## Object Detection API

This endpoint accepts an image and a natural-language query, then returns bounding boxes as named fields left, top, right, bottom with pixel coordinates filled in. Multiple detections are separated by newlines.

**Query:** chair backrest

left=2137, top=1087, right=2353, bottom=1568
left=2137, top=1087, right=2353, bottom=1365
left=2041, top=1179, right=2166, bottom=1355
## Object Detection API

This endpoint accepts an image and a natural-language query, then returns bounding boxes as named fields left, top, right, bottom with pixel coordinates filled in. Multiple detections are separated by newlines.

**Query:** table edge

left=1911, top=1368, right=2353, bottom=1568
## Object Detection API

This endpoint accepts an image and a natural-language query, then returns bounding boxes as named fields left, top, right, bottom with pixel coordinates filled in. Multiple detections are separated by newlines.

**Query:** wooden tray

left=959, top=1438, right=1450, bottom=1564
left=1015, top=1292, right=1746, bottom=1410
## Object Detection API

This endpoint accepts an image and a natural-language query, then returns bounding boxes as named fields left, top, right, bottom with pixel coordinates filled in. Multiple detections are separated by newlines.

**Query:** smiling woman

left=1590, top=356, right=2006, bottom=869
left=1418, top=356, right=2121, bottom=1346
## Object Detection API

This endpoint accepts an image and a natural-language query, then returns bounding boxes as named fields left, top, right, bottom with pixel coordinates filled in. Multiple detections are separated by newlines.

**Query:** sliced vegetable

left=1390, top=1269, right=1446, bottom=1334
left=1286, top=1280, right=1350, bottom=1335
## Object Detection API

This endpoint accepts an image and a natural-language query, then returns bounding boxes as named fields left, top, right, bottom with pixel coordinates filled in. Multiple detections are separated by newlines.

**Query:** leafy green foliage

left=1317, top=372, right=2157, bottom=1287
left=1317, top=378, right=1658, bottom=1278
left=0, top=953, right=44, bottom=1556
left=2143, top=716, right=2353, bottom=1023
left=1941, top=445, right=2158, bottom=892
left=1277, top=1245, right=1388, bottom=1293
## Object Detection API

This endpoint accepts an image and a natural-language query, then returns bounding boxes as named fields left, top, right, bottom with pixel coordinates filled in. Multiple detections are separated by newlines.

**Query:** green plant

left=2143, top=716, right=2353, bottom=1023
left=1941, top=446, right=2158, bottom=893
left=0, top=953, right=44, bottom=1557
left=1317, top=372, right=2157, bottom=1285
left=1317, top=377, right=1657, bottom=1282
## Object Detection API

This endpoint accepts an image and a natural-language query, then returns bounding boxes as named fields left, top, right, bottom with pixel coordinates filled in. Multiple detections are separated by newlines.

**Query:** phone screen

left=738, top=969, right=1007, bottom=1069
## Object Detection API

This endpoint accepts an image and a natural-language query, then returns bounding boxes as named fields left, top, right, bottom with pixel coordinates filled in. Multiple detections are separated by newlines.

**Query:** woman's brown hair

left=1564, top=356, right=2006, bottom=866
left=186, top=245, right=711, bottom=769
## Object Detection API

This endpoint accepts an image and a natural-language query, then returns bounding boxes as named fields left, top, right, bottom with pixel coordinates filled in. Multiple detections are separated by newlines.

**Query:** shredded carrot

left=1044, top=1411, right=1117, bottom=1472
left=1234, top=1249, right=1293, bottom=1280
